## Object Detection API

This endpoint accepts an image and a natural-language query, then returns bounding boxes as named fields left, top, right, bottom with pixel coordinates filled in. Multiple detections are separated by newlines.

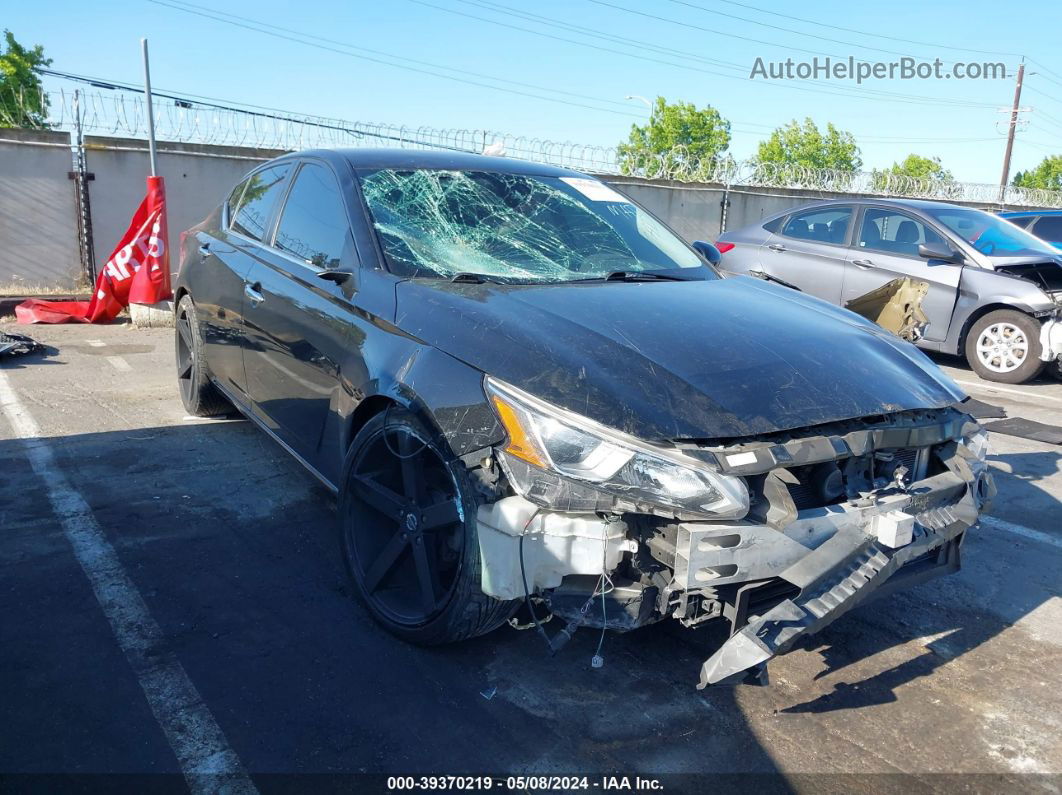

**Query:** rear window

left=780, top=207, right=852, bottom=244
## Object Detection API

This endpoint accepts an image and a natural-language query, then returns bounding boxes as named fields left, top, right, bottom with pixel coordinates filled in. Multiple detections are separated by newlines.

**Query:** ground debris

left=0, top=331, right=43, bottom=359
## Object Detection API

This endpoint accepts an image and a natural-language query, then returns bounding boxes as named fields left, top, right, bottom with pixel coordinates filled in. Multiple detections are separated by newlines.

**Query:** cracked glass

left=358, top=169, right=709, bottom=283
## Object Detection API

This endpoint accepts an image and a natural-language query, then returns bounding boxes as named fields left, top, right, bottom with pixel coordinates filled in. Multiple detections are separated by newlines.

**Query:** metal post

left=998, top=61, right=1025, bottom=206
left=141, top=38, right=158, bottom=177
left=70, top=89, right=96, bottom=283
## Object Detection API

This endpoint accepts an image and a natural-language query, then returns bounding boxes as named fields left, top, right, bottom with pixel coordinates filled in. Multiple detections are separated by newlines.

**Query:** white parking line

left=983, top=516, right=1062, bottom=551
left=106, top=355, right=132, bottom=372
left=0, top=371, right=257, bottom=795
left=86, top=339, right=106, bottom=348
left=954, top=379, right=1062, bottom=404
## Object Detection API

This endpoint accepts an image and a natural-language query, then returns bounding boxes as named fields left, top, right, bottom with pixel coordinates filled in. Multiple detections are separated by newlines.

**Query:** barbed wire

left=5, top=83, right=1062, bottom=208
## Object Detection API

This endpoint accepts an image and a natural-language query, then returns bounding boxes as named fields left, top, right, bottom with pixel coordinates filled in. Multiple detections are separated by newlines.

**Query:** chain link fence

left=6, top=82, right=1062, bottom=208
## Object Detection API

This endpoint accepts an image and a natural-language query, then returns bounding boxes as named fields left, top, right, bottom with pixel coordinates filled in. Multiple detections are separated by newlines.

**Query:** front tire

left=339, top=410, right=517, bottom=645
left=175, top=295, right=232, bottom=416
left=964, top=309, right=1045, bottom=384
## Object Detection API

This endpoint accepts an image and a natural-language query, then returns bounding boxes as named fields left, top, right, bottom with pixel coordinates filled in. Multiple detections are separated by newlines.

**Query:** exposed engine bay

left=474, top=406, right=994, bottom=687
left=995, top=260, right=1062, bottom=295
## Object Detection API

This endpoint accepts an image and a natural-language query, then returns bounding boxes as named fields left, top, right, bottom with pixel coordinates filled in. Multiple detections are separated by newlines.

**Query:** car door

left=241, top=159, right=363, bottom=480
left=760, top=205, right=853, bottom=303
left=198, top=163, right=292, bottom=401
left=841, top=206, right=961, bottom=343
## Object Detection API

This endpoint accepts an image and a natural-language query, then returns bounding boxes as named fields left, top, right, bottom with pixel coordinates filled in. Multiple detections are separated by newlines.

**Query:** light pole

left=625, top=95, right=653, bottom=114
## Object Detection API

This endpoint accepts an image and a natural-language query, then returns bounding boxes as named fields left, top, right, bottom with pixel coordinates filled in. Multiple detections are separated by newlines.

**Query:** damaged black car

left=175, top=149, right=994, bottom=687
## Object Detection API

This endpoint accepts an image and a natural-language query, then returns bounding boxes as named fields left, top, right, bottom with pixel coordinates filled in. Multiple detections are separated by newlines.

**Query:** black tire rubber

left=175, top=294, right=233, bottom=417
left=339, top=409, right=518, bottom=645
left=964, top=309, right=1045, bottom=384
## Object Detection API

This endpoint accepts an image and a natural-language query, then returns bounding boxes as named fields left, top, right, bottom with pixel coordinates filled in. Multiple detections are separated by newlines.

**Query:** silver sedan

left=716, top=198, right=1062, bottom=383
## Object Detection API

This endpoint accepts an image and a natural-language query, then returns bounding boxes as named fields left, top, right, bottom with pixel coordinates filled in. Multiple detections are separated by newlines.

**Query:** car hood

left=394, top=275, right=966, bottom=441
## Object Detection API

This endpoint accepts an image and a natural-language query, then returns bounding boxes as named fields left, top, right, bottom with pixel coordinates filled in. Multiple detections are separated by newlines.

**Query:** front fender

left=944, top=267, right=1057, bottom=353
left=338, top=329, right=503, bottom=462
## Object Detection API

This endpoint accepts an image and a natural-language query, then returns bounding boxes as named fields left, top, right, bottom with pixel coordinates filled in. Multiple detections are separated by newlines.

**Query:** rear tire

left=964, top=309, right=1045, bottom=384
left=175, top=294, right=232, bottom=417
left=339, top=409, right=517, bottom=645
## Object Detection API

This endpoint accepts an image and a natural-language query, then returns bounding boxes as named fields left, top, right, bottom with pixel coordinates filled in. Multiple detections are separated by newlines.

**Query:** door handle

left=767, top=243, right=786, bottom=252
left=851, top=259, right=873, bottom=269
left=198, top=243, right=211, bottom=258
left=244, top=282, right=264, bottom=306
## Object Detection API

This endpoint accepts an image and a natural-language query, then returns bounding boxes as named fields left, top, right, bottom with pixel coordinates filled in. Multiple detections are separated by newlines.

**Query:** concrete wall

left=0, top=133, right=1054, bottom=289
left=605, top=176, right=1048, bottom=244
left=0, top=128, right=81, bottom=289
left=84, top=136, right=284, bottom=270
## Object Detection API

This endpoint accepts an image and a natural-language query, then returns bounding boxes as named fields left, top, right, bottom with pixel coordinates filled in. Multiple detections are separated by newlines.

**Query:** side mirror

left=692, top=240, right=722, bottom=266
left=918, top=243, right=963, bottom=264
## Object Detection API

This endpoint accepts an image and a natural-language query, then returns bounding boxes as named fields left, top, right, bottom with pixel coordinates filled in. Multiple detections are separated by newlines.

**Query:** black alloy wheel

left=340, top=410, right=517, bottom=644
left=174, top=295, right=231, bottom=417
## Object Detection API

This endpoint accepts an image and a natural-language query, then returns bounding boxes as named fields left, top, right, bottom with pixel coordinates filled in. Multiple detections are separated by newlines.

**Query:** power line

left=697, top=0, right=1025, bottom=58
left=36, top=68, right=478, bottom=150
left=409, top=0, right=1001, bottom=110
left=145, top=0, right=647, bottom=119
left=453, top=0, right=746, bottom=73
left=586, top=0, right=874, bottom=64
left=660, top=0, right=950, bottom=63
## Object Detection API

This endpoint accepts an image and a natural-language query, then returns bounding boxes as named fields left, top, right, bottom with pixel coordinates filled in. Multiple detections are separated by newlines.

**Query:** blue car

left=999, top=210, right=1062, bottom=250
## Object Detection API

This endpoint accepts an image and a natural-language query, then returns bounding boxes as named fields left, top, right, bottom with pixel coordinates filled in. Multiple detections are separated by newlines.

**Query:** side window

left=1007, top=215, right=1035, bottom=229
left=1031, top=216, right=1062, bottom=241
left=762, top=216, right=783, bottom=233
left=857, top=209, right=944, bottom=257
left=780, top=207, right=852, bottom=244
left=274, top=163, right=354, bottom=269
left=231, top=164, right=292, bottom=242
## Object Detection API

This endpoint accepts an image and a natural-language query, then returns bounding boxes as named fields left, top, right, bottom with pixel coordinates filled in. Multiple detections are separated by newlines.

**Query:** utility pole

left=998, top=60, right=1025, bottom=204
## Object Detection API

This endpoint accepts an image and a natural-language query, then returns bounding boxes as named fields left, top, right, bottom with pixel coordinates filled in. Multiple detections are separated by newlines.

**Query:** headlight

left=485, top=377, right=749, bottom=519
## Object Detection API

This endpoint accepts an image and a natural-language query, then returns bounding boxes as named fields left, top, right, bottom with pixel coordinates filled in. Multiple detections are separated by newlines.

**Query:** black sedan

left=175, top=149, right=992, bottom=686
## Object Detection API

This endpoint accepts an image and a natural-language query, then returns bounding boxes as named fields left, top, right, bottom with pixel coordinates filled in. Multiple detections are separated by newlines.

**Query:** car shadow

left=2, top=418, right=1057, bottom=780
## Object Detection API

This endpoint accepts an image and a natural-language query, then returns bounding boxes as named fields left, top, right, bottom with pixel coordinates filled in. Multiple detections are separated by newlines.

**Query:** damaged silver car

left=175, top=150, right=994, bottom=687
left=717, top=198, right=1062, bottom=384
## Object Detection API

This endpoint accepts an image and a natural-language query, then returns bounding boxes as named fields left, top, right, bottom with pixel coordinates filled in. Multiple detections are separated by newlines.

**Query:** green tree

left=885, top=153, right=953, bottom=181
left=755, top=118, right=862, bottom=172
left=871, top=153, right=955, bottom=195
left=1012, top=155, right=1062, bottom=191
left=617, top=97, right=731, bottom=179
left=0, top=30, right=52, bottom=129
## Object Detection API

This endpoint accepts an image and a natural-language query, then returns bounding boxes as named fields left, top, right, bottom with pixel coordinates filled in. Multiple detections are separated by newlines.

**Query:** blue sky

left=9, top=0, right=1062, bottom=183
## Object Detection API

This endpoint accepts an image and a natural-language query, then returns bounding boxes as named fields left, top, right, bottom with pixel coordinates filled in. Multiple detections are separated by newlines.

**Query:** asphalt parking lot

left=2, top=320, right=1060, bottom=792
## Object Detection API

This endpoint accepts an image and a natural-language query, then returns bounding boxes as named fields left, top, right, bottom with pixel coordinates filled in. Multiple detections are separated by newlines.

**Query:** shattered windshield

left=358, top=168, right=711, bottom=283
left=926, top=207, right=1060, bottom=258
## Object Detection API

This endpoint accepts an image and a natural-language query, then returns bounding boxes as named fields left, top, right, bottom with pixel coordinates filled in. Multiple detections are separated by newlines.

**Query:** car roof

left=756, top=196, right=977, bottom=226
left=269, top=147, right=587, bottom=178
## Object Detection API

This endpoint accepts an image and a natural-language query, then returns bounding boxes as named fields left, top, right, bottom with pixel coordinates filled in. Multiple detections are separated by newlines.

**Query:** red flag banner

left=17, top=176, right=173, bottom=324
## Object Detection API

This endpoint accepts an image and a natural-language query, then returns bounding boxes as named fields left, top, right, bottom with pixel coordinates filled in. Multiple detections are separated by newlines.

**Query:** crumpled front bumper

left=696, top=439, right=994, bottom=688
left=1039, top=317, right=1062, bottom=362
